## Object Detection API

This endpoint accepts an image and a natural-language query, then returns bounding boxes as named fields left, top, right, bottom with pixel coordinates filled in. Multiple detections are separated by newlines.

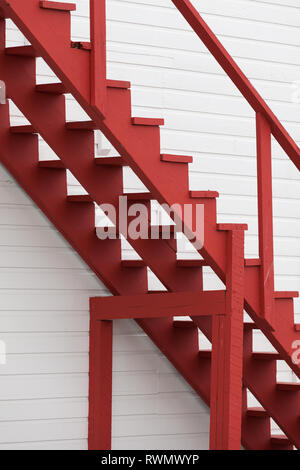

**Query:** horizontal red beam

left=90, top=290, right=226, bottom=320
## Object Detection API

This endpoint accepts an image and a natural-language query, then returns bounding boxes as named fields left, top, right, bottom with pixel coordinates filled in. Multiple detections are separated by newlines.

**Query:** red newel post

left=210, top=229, right=245, bottom=450
left=88, top=307, right=113, bottom=450
left=256, top=112, right=275, bottom=324
left=90, top=0, right=107, bottom=115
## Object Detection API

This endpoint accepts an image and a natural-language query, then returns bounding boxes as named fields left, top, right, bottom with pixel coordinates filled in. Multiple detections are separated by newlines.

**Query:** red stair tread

left=95, top=157, right=126, bottom=166
left=270, top=435, right=291, bottom=446
left=161, top=154, right=193, bottom=164
left=67, top=195, right=93, bottom=203
left=132, top=117, right=164, bottom=126
left=198, top=350, right=212, bottom=358
left=295, top=324, right=300, bottom=332
left=121, top=260, right=145, bottom=268
left=217, top=223, right=248, bottom=231
left=176, top=259, right=207, bottom=268
left=277, top=382, right=300, bottom=391
left=247, top=407, right=268, bottom=418
left=107, top=79, right=131, bottom=89
left=10, top=125, right=36, bottom=134
left=39, top=160, right=65, bottom=169
left=36, top=83, right=66, bottom=94
left=244, top=322, right=259, bottom=331
left=252, top=352, right=281, bottom=361
left=275, top=291, right=299, bottom=299
left=39, top=1, right=76, bottom=11
left=5, top=46, right=38, bottom=57
left=125, top=192, right=152, bottom=201
left=66, top=121, right=98, bottom=131
left=173, top=320, right=197, bottom=329
left=190, top=191, right=219, bottom=199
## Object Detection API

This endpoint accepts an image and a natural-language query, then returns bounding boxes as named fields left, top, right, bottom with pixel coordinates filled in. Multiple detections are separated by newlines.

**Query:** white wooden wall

left=0, top=0, right=299, bottom=449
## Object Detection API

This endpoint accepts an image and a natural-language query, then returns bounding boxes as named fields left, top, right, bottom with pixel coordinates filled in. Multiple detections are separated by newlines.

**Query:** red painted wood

left=210, top=229, right=245, bottom=450
left=1, top=0, right=300, bottom=450
left=132, top=117, right=164, bottom=126
left=161, top=154, right=193, bottom=164
left=5, top=45, right=37, bottom=56
left=91, top=290, right=226, bottom=320
left=90, top=0, right=106, bottom=114
left=256, top=112, right=275, bottom=324
left=190, top=191, right=219, bottom=199
left=107, top=79, right=130, bottom=89
left=40, top=1, right=76, bottom=12
left=36, top=82, right=66, bottom=94
left=88, top=311, right=112, bottom=450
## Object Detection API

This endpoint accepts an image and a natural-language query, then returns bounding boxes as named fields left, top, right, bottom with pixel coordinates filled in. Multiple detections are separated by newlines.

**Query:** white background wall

left=0, top=0, right=299, bottom=449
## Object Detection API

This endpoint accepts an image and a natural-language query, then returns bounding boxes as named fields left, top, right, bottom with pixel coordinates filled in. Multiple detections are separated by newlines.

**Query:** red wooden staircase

left=0, top=0, right=299, bottom=450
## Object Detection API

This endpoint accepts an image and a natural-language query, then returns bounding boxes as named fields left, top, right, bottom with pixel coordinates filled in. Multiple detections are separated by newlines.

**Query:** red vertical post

left=88, top=304, right=113, bottom=450
left=256, top=112, right=275, bottom=323
left=210, top=229, right=245, bottom=450
left=90, top=0, right=106, bottom=115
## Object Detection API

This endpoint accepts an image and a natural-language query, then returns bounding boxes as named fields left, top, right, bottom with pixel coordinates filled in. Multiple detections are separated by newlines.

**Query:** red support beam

left=256, top=112, right=275, bottom=324
left=90, top=0, right=106, bottom=114
left=90, top=290, right=226, bottom=320
left=210, top=229, right=245, bottom=450
left=88, top=311, right=113, bottom=450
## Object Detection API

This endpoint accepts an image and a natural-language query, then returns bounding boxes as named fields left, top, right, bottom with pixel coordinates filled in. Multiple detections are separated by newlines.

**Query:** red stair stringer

left=0, top=101, right=266, bottom=450
left=0, top=0, right=299, bottom=377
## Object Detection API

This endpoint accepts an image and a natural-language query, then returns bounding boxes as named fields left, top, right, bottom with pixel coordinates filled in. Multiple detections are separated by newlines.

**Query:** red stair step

left=5, top=46, right=38, bottom=57
left=247, top=407, right=268, bottom=418
left=95, top=157, right=126, bottom=167
left=277, top=382, right=300, bottom=392
left=245, top=259, right=261, bottom=267
left=270, top=435, right=292, bottom=447
left=173, top=320, right=197, bottom=329
left=10, top=125, right=36, bottom=134
left=176, top=259, right=207, bottom=268
left=190, top=191, right=219, bottom=199
left=39, top=160, right=65, bottom=169
left=121, top=260, right=145, bottom=268
left=39, top=1, right=76, bottom=11
left=67, top=195, right=93, bottom=203
left=107, top=80, right=131, bottom=89
left=275, top=291, right=299, bottom=299
left=125, top=193, right=152, bottom=201
left=295, top=324, right=300, bottom=332
left=252, top=352, right=281, bottom=361
left=244, top=322, right=259, bottom=331
left=217, top=223, right=248, bottom=231
left=66, top=121, right=97, bottom=131
left=132, top=117, right=164, bottom=127
left=161, top=154, right=193, bottom=164
left=198, top=350, right=211, bottom=358
left=36, top=83, right=67, bottom=94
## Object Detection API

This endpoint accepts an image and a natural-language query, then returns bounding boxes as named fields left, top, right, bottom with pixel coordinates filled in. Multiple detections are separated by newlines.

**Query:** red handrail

left=172, top=0, right=300, bottom=172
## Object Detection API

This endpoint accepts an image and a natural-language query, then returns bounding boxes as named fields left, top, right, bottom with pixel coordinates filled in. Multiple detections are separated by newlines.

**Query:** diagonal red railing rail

left=171, top=0, right=300, bottom=322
